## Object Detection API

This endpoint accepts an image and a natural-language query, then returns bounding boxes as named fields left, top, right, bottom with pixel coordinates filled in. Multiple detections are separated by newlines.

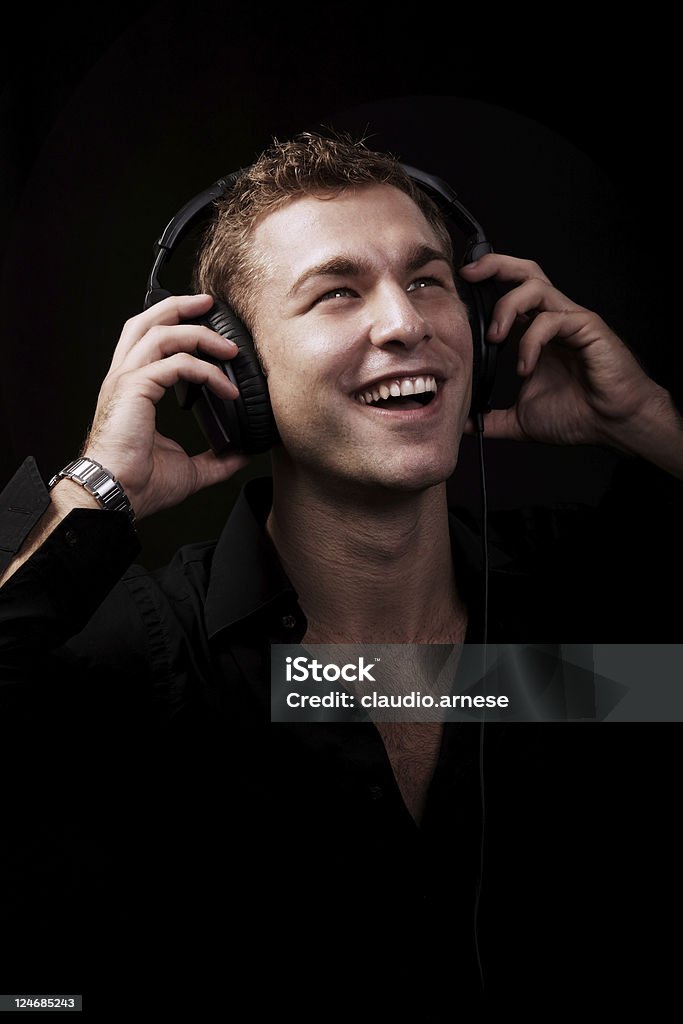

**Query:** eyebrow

left=286, top=243, right=452, bottom=299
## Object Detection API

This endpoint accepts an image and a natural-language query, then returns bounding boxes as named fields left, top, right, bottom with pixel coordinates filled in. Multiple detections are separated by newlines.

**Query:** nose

left=367, top=283, right=433, bottom=350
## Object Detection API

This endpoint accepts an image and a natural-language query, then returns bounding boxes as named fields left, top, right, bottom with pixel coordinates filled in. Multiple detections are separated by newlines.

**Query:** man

left=1, top=133, right=681, bottom=1013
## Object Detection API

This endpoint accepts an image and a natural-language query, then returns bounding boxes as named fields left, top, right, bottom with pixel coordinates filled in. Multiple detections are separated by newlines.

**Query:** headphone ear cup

left=456, top=269, right=499, bottom=418
left=175, top=299, right=279, bottom=455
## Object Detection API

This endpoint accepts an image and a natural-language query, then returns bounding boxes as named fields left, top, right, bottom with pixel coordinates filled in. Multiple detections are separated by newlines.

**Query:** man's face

left=250, top=184, right=473, bottom=492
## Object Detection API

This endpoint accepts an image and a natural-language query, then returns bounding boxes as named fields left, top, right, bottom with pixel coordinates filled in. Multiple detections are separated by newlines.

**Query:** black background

left=1, top=5, right=681, bottom=1013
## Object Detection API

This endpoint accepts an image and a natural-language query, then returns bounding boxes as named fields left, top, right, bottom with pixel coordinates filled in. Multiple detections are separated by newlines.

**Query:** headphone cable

left=476, top=412, right=490, bottom=646
left=473, top=410, right=489, bottom=996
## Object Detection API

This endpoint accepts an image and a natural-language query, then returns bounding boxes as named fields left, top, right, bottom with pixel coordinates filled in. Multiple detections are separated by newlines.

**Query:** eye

left=407, top=276, right=442, bottom=292
left=314, top=286, right=357, bottom=305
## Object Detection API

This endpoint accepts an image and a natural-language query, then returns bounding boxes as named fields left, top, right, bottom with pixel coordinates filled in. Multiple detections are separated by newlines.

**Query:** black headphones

left=144, top=164, right=500, bottom=454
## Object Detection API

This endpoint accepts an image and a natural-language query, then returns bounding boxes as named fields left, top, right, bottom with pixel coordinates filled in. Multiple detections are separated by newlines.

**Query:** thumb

left=463, top=409, right=525, bottom=441
left=190, top=450, right=251, bottom=492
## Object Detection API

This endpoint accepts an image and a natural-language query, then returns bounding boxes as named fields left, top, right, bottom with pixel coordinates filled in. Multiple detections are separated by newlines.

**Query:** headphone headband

left=144, top=164, right=492, bottom=310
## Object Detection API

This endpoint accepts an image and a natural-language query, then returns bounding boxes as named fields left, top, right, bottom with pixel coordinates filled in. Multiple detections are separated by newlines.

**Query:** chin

left=359, top=452, right=459, bottom=494
left=274, top=432, right=460, bottom=494
left=379, top=470, right=453, bottom=493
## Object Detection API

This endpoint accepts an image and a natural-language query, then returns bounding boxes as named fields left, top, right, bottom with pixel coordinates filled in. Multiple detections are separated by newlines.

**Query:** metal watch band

left=48, top=457, right=136, bottom=524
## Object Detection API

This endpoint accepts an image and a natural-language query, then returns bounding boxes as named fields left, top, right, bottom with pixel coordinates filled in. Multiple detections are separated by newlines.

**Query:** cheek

left=265, top=370, right=332, bottom=442
left=256, top=324, right=350, bottom=420
left=451, top=325, right=474, bottom=381
left=270, top=389, right=310, bottom=425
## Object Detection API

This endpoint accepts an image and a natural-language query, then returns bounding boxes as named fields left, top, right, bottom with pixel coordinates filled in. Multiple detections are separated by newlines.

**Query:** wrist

left=602, top=385, right=683, bottom=479
left=49, top=457, right=137, bottom=524
left=80, top=448, right=147, bottom=518
left=50, top=477, right=102, bottom=512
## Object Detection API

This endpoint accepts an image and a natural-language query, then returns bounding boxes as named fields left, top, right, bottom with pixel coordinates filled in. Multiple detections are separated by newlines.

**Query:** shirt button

left=281, top=614, right=297, bottom=630
left=64, top=529, right=78, bottom=547
left=368, top=784, right=384, bottom=801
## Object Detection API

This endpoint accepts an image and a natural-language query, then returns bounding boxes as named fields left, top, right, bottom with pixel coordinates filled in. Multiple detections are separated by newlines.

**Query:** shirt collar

left=205, top=476, right=513, bottom=642
left=205, top=476, right=297, bottom=640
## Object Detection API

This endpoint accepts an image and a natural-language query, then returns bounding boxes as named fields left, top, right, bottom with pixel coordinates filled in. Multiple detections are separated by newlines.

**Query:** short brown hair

left=193, top=131, right=453, bottom=336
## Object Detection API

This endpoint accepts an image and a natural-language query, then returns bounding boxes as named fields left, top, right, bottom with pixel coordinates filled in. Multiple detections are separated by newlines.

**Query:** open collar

left=204, top=476, right=520, bottom=643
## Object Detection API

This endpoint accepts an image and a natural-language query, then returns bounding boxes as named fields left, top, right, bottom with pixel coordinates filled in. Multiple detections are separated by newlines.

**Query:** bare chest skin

left=375, top=721, right=445, bottom=824
left=303, top=612, right=468, bottom=825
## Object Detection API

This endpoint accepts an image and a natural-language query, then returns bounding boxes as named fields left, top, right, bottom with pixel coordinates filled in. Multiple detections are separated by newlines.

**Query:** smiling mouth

left=354, top=375, right=438, bottom=410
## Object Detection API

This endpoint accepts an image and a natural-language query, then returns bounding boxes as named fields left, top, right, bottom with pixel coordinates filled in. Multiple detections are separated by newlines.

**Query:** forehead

left=250, top=184, right=443, bottom=287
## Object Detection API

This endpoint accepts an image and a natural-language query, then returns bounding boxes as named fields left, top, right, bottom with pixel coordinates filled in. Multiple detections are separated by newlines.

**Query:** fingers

left=459, top=254, right=585, bottom=343
left=111, top=293, right=219, bottom=369
left=120, top=351, right=239, bottom=406
left=514, top=309, right=603, bottom=376
left=116, top=322, right=238, bottom=373
left=487, top=280, right=586, bottom=345
left=459, top=253, right=553, bottom=287
left=105, top=294, right=240, bottom=404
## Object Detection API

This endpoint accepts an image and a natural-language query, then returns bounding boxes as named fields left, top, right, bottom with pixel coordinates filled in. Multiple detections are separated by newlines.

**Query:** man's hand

left=81, top=294, right=250, bottom=520
left=459, top=254, right=683, bottom=478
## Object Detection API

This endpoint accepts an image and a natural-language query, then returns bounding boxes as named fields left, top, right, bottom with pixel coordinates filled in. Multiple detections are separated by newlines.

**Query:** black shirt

left=1, top=457, right=681, bottom=1015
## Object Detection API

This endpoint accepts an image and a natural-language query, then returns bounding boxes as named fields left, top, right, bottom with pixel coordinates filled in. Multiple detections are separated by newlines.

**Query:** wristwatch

left=48, top=457, right=136, bottom=524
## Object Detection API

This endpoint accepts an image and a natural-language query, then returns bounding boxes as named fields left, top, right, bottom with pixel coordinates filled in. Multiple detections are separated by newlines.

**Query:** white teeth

left=355, top=374, right=438, bottom=404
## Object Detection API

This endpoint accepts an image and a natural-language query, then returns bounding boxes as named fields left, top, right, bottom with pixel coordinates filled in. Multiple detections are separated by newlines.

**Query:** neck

left=266, top=461, right=467, bottom=643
